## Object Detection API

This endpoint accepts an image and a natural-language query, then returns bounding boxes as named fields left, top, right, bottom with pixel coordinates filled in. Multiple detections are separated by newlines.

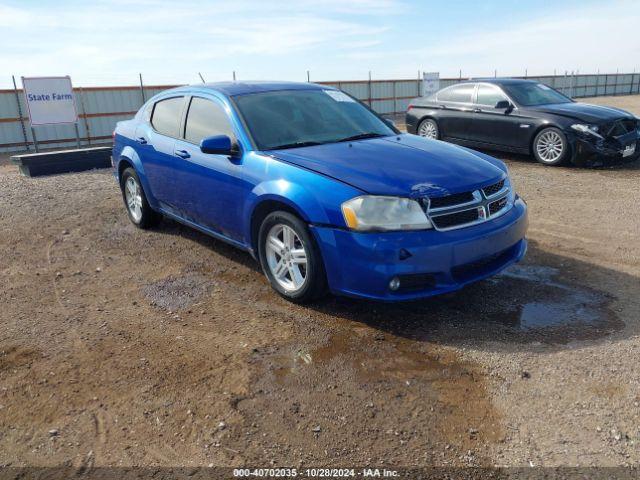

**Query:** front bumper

left=311, top=197, right=528, bottom=301
left=570, top=130, right=640, bottom=166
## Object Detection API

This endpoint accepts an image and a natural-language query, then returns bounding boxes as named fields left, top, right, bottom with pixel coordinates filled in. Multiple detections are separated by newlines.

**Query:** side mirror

left=495, top=100, right=513, bottom=112
left=200, top=135, right=236, bottom=156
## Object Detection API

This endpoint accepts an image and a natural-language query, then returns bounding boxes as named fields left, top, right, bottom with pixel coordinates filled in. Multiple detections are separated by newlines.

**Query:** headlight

left=571, top=123, right=602, bottom=138
left=341, top=196, right=432, bottom=231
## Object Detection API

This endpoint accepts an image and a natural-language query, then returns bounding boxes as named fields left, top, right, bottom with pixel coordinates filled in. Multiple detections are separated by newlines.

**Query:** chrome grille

left=429, top=191, right=475, bottom=209
left=426, top=178, right=511, bottom=231
left=431, top=208, right=480, bottom=229
left=482, top=179, right=505, bottom=197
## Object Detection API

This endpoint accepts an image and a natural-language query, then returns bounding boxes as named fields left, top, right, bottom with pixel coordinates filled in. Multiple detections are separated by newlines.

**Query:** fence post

left=78, top=87, right=92, bottom=146
left=417, top=70, right=421, bottom=97
left=392, top=80, right=397, bottom=116
left=12, top=75, right=30, bottom=152
left=368, top=71, right=372, bottom=107
left=138, top=73, right=146, bottom=105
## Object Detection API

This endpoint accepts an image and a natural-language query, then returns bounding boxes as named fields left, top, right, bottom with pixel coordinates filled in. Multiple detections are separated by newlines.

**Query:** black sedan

left=406, top=78, right=640, bottom=166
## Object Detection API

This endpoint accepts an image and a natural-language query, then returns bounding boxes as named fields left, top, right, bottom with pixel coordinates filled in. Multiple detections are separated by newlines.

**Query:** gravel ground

left=0, top=95, right=639, bottom=471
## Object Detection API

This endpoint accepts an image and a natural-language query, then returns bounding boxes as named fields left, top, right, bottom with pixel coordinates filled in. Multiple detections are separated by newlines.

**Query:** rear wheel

left=532, top=127, right=568, bottom=166
left=258, top=211, right=327, bottom=303
left=120, top=167, right=160, bottom=228
left=417, top=118, right=439, bottom=139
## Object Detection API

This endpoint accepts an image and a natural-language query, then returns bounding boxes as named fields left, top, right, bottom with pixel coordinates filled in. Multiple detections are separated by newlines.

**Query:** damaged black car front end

left=568, top=117, right=640, bottom=167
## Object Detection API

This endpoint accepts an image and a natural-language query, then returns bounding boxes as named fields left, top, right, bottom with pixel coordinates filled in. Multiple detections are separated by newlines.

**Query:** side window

left=476, top=84, right=508, bottom=107
left=436, top=84, right=474, bottom=103
left=184, top=97, right=235, bottom=145
left=151, top=97, right=184, bottom=137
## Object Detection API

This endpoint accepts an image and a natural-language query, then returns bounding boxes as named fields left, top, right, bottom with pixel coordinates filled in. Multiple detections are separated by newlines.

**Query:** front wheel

left=258, top=211, right=327, bottom=303
left=532, top=127, right=569, bottom=166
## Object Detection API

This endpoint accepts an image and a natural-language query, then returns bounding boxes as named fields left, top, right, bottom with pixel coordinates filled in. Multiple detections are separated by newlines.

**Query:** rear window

left=437, top=84, right=474, bottom=103
left=151, top=96, right=183, bottom=137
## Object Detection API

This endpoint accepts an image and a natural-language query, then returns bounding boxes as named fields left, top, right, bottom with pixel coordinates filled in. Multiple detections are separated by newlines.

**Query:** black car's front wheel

left=417, top=118, right=439, bottom=139
left=532, top=127, right=569, bottom=166
left=258, top=211, right=327, bottom=303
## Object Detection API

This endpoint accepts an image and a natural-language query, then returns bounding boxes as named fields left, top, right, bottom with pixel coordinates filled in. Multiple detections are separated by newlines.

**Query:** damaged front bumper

left=569, top=128, right=640, bottom=167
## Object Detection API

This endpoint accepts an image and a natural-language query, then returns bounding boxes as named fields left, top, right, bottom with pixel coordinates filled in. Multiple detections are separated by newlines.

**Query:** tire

left=417, top=118, right=439, bottom=139
left=258, top=211, right=327, bottom=303
left=120, top=167, right=161, bottom=228
left=532, top=127, right=569, bottom=166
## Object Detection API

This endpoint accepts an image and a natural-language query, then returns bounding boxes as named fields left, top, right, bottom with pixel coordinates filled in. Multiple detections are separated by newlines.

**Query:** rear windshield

left=234, top=89, right=395, bottom=150
left=502, top=83, right=572, bottom=106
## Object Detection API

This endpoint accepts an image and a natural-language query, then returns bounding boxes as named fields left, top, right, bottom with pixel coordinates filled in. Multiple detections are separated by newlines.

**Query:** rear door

left=469, top=84, right=529, bottom=148
left=135, top=95, right=186, bottom=211
left=172, top=95, right=246, bottom=240
left=434, top=83, right=476, bottom=140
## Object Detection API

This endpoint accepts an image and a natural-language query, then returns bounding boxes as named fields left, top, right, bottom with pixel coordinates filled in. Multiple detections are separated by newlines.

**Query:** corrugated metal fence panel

left=3, top=75, right=640, bottom=153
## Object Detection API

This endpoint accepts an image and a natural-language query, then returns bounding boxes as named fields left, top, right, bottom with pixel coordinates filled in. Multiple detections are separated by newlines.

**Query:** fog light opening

left=389, top=276, right=401, bottom=291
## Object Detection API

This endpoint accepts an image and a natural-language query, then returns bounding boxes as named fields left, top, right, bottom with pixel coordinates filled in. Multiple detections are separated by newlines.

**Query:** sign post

left=21, top=76, right=80, bottom=151
left=422, top=72, right=440, bottom=98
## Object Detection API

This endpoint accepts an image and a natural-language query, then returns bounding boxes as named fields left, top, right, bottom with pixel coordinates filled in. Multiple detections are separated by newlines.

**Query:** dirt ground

left=0, top=95, right=639, bottom=472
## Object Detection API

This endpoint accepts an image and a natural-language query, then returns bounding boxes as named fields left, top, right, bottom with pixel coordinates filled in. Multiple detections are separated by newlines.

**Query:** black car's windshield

left=234, top=89, right=396, bottom=150
left=502, top=82, right=573, bottom=106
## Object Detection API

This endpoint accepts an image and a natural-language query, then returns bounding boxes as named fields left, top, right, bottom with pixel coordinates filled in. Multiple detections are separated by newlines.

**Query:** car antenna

left=198, top=72, right=206, bottom=83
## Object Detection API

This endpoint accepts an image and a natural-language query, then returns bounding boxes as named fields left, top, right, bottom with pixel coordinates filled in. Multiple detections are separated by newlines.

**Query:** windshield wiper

left=269, top=141, right=323, bottom=150
left=335, top=132, right=386, bottom=143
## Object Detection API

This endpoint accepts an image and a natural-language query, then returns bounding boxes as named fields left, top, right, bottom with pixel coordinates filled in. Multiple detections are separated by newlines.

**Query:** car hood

left=267, top=134, right=506, bottom=197
left=529, top=102, right=635, bottom=123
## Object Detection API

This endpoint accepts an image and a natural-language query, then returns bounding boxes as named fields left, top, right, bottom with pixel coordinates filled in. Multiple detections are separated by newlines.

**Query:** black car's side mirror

left=495, top=100, right=514, bottom=112
left=200, top=135, right=238, bottom=156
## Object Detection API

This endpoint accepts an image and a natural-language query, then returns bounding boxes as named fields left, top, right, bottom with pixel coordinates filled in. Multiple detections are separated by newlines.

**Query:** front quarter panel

left=240, top=151, right=363, bottom=242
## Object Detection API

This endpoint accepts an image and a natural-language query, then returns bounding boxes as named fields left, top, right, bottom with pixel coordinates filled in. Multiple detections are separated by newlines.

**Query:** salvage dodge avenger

left=112, top=81, right=528, bottom=302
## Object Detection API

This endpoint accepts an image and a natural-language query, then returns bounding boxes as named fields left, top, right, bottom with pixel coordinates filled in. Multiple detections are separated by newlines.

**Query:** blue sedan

left=112, top=81, right=528, bottom=302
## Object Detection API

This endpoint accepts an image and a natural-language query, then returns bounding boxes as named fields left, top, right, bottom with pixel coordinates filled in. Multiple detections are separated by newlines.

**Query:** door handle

left=473, top=108, right=482, bottom=113
left=175, top=149, right=191, bottom=159
left=136, top=137, right=147, bottom=144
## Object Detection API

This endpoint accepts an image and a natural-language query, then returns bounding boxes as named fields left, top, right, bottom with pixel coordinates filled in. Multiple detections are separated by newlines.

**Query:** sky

left=1, top=0, right=639, bottom=88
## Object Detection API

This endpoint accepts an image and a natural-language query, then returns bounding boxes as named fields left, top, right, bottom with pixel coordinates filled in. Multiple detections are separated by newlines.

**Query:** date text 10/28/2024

left=233, top=468, right=399, bottom=478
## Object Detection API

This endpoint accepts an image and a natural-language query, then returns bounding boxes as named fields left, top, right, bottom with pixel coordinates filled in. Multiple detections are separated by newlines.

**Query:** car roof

left=460, top=78, right=540, bottom=86
left=167, top=81, right=332, bottom=97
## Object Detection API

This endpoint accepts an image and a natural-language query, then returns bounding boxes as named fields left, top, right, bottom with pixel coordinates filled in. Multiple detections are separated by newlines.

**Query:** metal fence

left=2, top=72, right=640, bottom=153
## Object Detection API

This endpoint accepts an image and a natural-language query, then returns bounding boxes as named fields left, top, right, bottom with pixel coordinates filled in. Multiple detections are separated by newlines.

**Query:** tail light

left=407, top=105, right=413, bottom=111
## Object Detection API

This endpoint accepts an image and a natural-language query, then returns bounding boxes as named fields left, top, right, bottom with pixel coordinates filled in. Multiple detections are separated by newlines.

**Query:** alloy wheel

left=536, top=130, right=564, bottom=163
left=418, top=120, right=438, bottom=139
left=124, top=176, right=143, bottom=223
left=265, top=224, right=308, bottom=292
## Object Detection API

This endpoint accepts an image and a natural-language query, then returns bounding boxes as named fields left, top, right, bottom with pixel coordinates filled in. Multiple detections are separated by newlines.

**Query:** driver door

left=172, top=95, right=247, bottom=241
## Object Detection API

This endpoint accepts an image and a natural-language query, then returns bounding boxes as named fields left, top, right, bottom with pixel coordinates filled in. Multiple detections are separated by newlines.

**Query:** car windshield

left=502, top=82, right=573, bottom=106
left=234, top=89, right=396, bottom=150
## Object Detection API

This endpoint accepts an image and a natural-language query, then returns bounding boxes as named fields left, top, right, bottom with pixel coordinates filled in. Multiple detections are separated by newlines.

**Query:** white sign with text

left=22, top=76, right=78, bottom=126
left=422, top=72, right=440, bottom=97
